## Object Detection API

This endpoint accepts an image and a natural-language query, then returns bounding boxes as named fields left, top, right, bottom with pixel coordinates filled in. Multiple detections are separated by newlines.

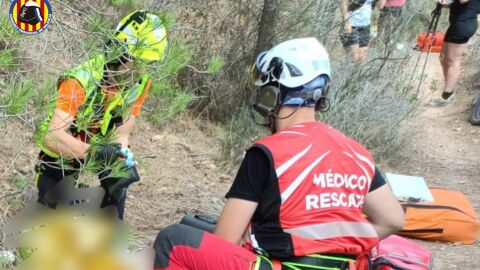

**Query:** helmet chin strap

left=268, top=114, right=277, bottom=134
left=268, top=100, right=307, bottom=133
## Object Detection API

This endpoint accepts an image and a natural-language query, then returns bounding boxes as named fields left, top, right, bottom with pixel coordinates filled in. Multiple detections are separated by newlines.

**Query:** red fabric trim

left=41, top=0, right=45, bottom=27
left=272, top=259, right=282, bottom=270
left=157, top=232, right=256, bottom=270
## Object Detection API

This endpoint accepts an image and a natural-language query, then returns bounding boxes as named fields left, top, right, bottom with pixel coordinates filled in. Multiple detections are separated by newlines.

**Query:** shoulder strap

left=125, top=73, right=150, bottom=105
left=59, top=55, right=106, bottom=98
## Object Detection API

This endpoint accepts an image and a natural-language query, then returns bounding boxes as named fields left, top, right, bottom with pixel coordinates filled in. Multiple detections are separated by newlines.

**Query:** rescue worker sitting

left=152, top=37, right=405, bottom=270
left=34, top=10, right=168, bottom=219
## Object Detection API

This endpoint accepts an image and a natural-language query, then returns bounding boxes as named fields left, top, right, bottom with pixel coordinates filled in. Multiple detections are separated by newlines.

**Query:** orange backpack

left=415, top=31, right=444, bottom=53
left=399, top=188, right=480, bottom=244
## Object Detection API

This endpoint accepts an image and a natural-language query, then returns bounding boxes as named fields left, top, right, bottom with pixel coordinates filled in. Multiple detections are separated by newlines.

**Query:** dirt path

left=386, top=47, right=480, bottom=268
left=124, top=117, right=232, bottom=245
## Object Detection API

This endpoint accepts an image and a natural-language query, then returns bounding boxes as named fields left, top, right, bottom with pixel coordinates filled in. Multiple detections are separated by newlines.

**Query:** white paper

left=385, top=173, right=434, bottom=202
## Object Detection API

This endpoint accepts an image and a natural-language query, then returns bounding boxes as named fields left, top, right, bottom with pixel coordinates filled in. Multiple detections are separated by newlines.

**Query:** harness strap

left=282, top=254, right=354, bottom=270
left=254, top=254, right=357, bottom=270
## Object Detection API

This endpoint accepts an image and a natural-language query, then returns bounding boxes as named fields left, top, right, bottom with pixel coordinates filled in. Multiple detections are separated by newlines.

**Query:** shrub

left=109, top=0, right=146, bottom=11
left=221, top=107, right=263, bottom=164
left=0, top=49, right=20, bottom=71
left=220, top=0, right=431, bottom=162
left=319, top=59, right=416, bottom=159
left=0, top=80, right=36, bottom=116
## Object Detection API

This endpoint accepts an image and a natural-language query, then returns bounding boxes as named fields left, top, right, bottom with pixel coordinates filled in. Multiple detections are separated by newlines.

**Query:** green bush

left=87, top=13, right=115, bottom=34
left=147, top=84, right=195, bottom=123
left=207, top=56, right=225, bottom=74
left=158, top=39, right=194, bottom=78
left=109, top=0, right=146, bottom=11
left=0, top=49, right=20, bottom=71
left=0, top=14, right=22, bottom=39
left=1, top=80, right=35, bottom=116
left=221, top=108, right=263, bottom=163
left=9, top=175, right=28, bottom=189
left=144, top=38, right=196, bottom=123
left=217, top=0, right=424, bottom=162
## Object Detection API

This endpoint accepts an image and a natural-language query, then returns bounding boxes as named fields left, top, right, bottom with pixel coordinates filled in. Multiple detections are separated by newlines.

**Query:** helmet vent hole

left=285, top=63, right=303, bottom=77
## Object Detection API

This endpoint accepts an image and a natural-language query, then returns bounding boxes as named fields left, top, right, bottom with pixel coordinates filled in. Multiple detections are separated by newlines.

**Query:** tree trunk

left=254, top=0, right=281, bottom=57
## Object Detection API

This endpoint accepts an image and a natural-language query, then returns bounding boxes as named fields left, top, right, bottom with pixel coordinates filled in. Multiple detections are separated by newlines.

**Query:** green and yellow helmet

left=114, top=10, right=168, bottom=62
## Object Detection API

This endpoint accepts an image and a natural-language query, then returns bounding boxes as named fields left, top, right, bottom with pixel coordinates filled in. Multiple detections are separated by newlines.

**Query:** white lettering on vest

left=306, top=195, right=319, bottom=210
left=305, top=192, right=364, bottom=210
left=313, top=171, right=368, bottom=191
left=320, top=193, right=331, bottom=208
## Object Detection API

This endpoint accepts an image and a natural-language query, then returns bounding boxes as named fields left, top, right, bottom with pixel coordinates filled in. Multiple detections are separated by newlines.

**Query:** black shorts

left=444, top=19, right=478, bottom=44
left=341, top=25, right=371, bottom=48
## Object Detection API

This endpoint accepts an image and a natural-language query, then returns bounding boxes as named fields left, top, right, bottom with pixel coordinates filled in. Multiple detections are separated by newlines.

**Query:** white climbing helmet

left=255, top=37, right=331, bottom=88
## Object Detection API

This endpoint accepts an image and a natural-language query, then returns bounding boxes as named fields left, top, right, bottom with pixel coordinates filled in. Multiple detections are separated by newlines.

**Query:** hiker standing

left=377, top=0, right=407, bottom=39
left=427, top=0, right=480, bottom=107
left=153, top=38, right=404, bottom=270
left=34, top=11, right=168, bottom=219
left=340, top=0, right=387, bottom=61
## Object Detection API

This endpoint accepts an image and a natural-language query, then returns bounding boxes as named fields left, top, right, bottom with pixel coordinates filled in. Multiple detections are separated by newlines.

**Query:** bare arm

left=44, top=110, right=136, bottom=160
left=214, top=198, right=258, bottom=245
left=341, top=0, right=352, bottom=32
left=376, top=0, right=387, bottom=9
left=114, top=115, right=136, bottom=148
left=459, top=0, right=470, bottom=4
left=363, top=185, right=405, bottom=240
left=43, top=109, right=91, bottom=159
left=341, top=0, right=350, bottom=20
left=437, top=0, right=453, bottom=7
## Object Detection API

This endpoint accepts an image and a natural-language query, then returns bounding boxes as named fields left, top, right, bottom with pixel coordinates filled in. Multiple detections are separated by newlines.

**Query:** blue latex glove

left=121, top=147, right=135, bottom=168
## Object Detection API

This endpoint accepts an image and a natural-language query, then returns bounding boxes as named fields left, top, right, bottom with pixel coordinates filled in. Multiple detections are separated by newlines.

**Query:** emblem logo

left=9, top=0, right=52, bottom=35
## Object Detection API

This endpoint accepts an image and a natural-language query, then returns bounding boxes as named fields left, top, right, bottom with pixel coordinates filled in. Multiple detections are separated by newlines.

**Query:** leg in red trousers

left=154, top=224, right=257, bottom=270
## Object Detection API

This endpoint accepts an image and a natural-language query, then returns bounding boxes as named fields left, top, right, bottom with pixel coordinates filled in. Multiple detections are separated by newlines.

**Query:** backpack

left=371, top=235, right=433, bottom=270
left=399, top=188, right=480, bottom=244
left=415, top=31, right=444, bottom=53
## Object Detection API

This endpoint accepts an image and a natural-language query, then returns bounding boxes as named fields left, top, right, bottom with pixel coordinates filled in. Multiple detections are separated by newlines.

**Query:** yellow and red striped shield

left=9, top=0, right=52, bottom=35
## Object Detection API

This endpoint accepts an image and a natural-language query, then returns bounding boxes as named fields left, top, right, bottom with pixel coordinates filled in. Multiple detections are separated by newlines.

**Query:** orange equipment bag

left=415, top=31, right=444, bottom=53
left=399, top=188, right=480, bottom=244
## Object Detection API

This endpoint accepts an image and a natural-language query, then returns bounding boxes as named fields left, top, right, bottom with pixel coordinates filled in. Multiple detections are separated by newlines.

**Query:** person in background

left=427, top=0, right=480, bottom=107
left=341, top=0, right=387, bottom=61
left=377, top=0, right=407, bottom=38
left=152, top=37, right=404, bottom=270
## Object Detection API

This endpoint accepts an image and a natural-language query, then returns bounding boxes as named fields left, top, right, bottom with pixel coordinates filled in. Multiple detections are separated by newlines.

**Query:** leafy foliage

left=145, top=38, right=196, bottom=123
left=207, top=56, right=225, bottom=74
left=87, top=13, right=115, bottom=34
left=221, top=108, right=263, bottom=163
left=9, top=175, right=28, bottom=189
left=0, top=49, right=20, bottom=71
left=0, top=14, right=22, bottom=39
left=1, top=80, right=36, bottom=116
left=109, top=0, right=146, bottom=12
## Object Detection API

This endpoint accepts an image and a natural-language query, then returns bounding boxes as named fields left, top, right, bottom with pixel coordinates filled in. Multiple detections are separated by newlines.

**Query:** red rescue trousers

left=153, top=224, right=363, bottom=270
left=154, top=224, right=257, bottom=270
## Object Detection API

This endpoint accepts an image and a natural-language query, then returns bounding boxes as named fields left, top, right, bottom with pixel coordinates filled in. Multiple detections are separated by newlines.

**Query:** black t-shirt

left=226, top=146, right=386, bottom=204
left=450, top=0, right=480, bottom=23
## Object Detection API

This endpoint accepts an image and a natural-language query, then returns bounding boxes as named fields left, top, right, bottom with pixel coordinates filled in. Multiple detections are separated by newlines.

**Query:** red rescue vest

left=252, top=121, right=379, bottom=256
